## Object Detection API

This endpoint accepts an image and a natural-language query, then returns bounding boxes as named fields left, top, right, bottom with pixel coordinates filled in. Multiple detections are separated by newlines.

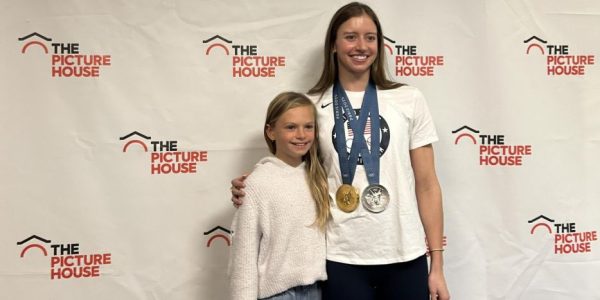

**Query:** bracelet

left=429, top=248, right=444, bottom=253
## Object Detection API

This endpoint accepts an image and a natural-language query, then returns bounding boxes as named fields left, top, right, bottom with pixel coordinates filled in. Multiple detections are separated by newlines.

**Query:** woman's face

left=333, top=14, right=378, bottom=80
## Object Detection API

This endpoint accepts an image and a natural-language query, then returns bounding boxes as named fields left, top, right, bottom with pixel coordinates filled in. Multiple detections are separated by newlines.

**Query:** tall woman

left=233, top=3, right=450, bottom=299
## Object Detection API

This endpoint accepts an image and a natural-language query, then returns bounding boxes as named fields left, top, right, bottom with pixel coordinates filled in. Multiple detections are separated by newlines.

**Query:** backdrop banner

left=1, top=1, right=599, bottom=299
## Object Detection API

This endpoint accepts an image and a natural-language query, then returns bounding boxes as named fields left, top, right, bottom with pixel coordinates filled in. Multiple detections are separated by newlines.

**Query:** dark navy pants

left=322, top=255, right=429, bottom=300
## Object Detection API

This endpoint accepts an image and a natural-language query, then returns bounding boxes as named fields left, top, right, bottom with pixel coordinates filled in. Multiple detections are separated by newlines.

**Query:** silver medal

left=361, top=184, right=390, bottom=213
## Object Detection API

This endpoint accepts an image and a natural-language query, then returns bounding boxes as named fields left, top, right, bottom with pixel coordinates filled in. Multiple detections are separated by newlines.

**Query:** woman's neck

left=338, top=71, right=370, bottom=92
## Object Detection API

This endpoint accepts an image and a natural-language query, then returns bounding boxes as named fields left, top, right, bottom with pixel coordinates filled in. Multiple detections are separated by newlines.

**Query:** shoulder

left=377, top=86, right=429, bottom=112
left=245, top=158, right=278, bottom=186
left=245, top=157, right=296, bottom=191
left=242, top=163, right=275, bottom=208
left=306, top=87, right=333, bottom=106
left=378, top=85, right=424, bottom=101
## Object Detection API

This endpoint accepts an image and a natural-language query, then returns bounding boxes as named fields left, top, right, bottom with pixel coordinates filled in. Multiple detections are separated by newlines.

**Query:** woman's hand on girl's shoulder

left=230, top=174, right=248, bottom=207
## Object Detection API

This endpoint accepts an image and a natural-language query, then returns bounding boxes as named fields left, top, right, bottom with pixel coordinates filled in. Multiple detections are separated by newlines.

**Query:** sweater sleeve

left=228, top=196, right=261, bottom=300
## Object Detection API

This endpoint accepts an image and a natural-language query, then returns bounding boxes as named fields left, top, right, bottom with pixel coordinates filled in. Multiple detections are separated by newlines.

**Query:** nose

left=296, top=128, right=306, bottom=139
left=356, top=37, right=367, bottom=50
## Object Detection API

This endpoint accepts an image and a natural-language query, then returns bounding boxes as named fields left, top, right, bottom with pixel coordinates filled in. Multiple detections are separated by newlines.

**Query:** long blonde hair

left=308, top=2, right=402, bottom=97
left=264, top=92, right=330, bottom=230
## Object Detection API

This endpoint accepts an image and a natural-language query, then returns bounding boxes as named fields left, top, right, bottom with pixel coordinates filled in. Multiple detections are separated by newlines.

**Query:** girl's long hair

left=308, top=2, right=402, bottom=97
left=264, top=92, right=330, bottom=230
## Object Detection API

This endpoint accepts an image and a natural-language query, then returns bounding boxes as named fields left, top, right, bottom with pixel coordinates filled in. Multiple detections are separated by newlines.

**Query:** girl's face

left=333, top=14, right=378, bottom=80
left=266, top=105, right=315, bottom=167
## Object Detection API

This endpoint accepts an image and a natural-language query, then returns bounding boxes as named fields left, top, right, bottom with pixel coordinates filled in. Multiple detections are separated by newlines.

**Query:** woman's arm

left=410, top=144, right=450, bottom=300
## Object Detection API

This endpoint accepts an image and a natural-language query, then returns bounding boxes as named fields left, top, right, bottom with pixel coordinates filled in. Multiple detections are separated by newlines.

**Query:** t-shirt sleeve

left=409, top=88, right=439, bottom=150
left=228, top=194, right=260, bottom=300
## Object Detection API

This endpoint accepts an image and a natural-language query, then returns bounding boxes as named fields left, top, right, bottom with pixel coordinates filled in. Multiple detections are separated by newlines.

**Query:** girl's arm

left=228, top=197, right=260, bottom=300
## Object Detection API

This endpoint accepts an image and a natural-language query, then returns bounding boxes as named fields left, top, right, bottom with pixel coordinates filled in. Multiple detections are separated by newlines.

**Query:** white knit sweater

left=228, top=156, right=327, bottom=300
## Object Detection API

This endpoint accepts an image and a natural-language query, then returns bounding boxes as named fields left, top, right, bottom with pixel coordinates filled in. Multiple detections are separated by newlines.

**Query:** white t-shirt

left=311, top=85, right=438, bottom=265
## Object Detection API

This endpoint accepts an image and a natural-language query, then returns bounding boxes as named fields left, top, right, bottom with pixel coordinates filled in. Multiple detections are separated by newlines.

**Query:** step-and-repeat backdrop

left=2, top=1, right=599, bottom=299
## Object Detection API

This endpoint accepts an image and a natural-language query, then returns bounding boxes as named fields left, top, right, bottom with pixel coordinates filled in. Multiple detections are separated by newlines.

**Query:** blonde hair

left=264, top=92, right=330, bottom=230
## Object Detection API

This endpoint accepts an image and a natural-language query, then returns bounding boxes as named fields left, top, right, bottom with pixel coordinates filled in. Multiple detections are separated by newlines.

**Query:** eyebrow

left=341, top=31, right=377, bottom=35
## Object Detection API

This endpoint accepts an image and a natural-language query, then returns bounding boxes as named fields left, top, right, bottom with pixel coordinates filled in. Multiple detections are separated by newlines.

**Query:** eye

left=305, top=124, right=315, bottom=130
left=285, top=125, right=296, bottom=130
left=366, top=34, right=377, bottom=42
left=344, top=34, right=357, bottom=41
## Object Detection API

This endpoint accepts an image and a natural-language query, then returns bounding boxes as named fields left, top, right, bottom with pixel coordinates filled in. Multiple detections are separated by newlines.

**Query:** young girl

left=232, top=2, right=450, bottom=299
left=228, top=92, right=329, bottom=300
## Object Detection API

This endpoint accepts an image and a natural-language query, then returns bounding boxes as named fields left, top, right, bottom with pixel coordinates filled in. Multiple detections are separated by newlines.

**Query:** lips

left=352, top=54, right=368, bottom=61
left=291, top=142, right=311, bottom=150
left=348, top=53, right=371, bottom=65
left=292, top=142, right=310, bottom=147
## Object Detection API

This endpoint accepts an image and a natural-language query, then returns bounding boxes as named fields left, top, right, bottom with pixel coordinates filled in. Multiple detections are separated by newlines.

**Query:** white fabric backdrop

left=1, top=0, right=599, bottom=299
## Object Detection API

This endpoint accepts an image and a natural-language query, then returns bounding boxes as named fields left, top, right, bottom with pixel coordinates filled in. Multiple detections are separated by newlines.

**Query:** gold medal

left=336, top=184, right=360, bottom=213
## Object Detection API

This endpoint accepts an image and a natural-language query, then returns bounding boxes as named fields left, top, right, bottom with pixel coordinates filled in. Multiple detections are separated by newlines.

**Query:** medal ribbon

left=332, top=81, right=381, bottom=186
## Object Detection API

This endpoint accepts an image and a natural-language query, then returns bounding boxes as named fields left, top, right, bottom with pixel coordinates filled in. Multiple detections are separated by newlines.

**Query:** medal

left=361, top=184, right=389, bottom=213
left=333, top=81, right=390, bottom=213
left=336, top=184, right=360, bottom=213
